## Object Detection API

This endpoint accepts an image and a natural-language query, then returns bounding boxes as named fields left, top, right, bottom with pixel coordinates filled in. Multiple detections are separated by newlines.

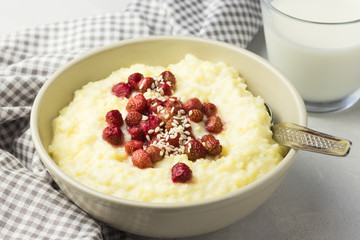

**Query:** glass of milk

left=260, top=0, right=360, bottom=113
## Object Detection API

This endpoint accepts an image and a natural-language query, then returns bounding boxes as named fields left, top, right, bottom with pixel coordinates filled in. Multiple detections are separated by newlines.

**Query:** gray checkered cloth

left=0, top=0, right=262, bottom=239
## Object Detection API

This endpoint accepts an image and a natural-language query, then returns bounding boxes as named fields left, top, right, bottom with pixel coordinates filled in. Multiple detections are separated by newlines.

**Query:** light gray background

left=1, top=1, right=359, bottom=239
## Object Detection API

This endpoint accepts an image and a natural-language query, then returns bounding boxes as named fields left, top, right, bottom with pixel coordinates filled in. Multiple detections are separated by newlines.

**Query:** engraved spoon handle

left=271, top=122, right=352, bottom=156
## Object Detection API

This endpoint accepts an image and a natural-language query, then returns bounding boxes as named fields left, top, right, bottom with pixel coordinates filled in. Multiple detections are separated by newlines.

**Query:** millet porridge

left=49, top=54, right=286, bottom=203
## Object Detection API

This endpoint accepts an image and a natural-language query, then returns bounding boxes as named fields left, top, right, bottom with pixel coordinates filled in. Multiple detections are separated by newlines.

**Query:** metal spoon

left=265, top=103, right=351, bottom=156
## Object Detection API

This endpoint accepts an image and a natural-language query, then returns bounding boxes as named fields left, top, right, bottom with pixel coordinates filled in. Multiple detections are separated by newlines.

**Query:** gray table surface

left=1, top=1, right=359, bottom=239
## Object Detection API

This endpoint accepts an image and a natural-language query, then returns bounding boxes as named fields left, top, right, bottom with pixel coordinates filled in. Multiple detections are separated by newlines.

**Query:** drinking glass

left=260, top=0, right=360, bottom=113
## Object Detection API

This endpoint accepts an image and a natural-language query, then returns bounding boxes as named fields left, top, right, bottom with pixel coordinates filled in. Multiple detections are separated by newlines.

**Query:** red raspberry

left=140, top=115, right=162, bottom=137
left=203, top=102, right=217, bottom=117
left=132, top=149, right=152, bottom=169
left=171, top=162, right=192, bottom=183
left=160, top=71, right=176, bottom=89
left=127, top=72, right=144, bottom=90
left=205, top=116, right=223, bottom=133
left=158, top=82, right=172, bottom=96
left=105, top=109, right=124, bottom=126
left=125, top=111, right=142, bottom=127
left=112, top=82, right=132, bottom=98
left=201, top=134, right=222, bottom=156
left=128, top=126, right=145, bottom=141
left=125, top=140, right=143, bottom=155
left=138, top=77, right=155, bottom=93
left=188, top=109, right=203, bottom=122
left=183, top=98, right=203, bottom=113
left=163, top=97, right=184, bottom=114
left=201, top=134, right=215, bottom=142
left=145, top=145, right=162, bottom=162
left=157, top=107, right=175, bottom=122
left=164, top=117, right=179, bottom=131
left=165, top=132, right=181, bottom=148
left=102, top=125, right=124, bottom=146
left=185, top=139, right=207, bottom=161
left=126, top=94, right=147, bottom=113
left=147, top=98, right=164, bottom=114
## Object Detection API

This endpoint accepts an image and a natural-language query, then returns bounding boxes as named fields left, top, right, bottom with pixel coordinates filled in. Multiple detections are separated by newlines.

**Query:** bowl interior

left=34, top=37, right=306, bottom=151
left=30, top=37, right=307, bottom=237
left=31, top=36, right=307, bottom=210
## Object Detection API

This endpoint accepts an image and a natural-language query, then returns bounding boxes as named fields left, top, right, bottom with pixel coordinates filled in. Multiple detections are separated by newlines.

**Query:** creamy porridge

left=49, top=54, right=286, bottom=203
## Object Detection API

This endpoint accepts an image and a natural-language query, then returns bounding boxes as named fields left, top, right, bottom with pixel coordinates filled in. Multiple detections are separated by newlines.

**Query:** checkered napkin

left=0, top=0, right=262, bottom=239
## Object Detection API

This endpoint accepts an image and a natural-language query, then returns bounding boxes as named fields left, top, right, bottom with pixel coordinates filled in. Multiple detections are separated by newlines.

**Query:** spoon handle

left=271, top=122, right=351, bottom=156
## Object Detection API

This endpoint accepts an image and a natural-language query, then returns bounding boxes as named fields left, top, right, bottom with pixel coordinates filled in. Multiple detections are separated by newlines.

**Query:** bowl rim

left=30, top=35, right=307, bottom=209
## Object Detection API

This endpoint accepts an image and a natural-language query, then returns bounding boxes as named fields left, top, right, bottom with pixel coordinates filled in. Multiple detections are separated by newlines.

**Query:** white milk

left=262, top=0, right=360, bottom=102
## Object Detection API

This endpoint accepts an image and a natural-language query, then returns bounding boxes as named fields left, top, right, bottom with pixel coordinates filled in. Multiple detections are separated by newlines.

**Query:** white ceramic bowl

left=30, top=36, right=307, bottom=238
